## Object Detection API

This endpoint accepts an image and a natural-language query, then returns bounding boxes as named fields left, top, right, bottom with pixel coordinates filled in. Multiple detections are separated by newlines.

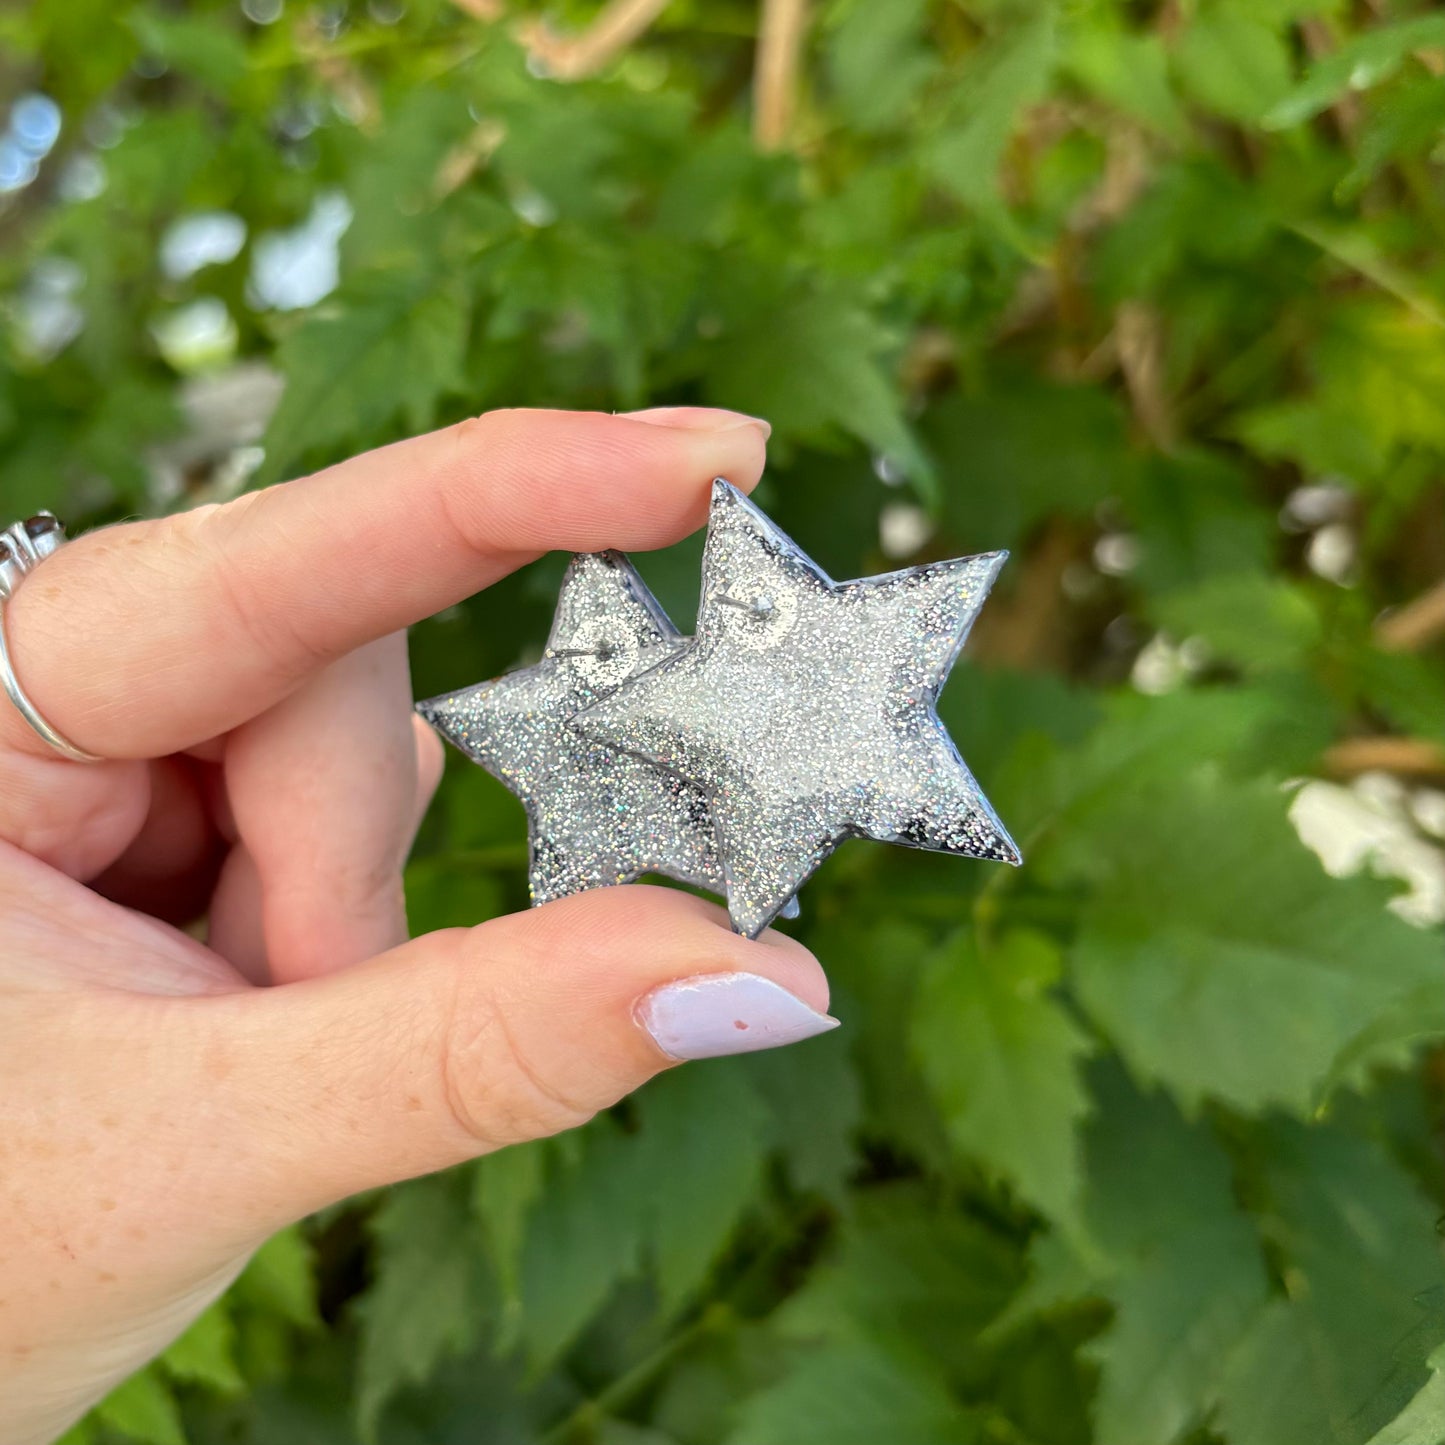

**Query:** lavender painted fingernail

left=638, top=972, right=840, bottom=1061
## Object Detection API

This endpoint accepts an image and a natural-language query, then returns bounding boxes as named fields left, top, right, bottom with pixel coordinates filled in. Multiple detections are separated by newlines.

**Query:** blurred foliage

left=6, top=0, right=1445, bottom=1441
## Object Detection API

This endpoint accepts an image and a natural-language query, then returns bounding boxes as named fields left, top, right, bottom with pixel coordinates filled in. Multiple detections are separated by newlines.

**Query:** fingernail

left=623, top=406, right=772, bottom=439
left=638, top=972, right=839, bottom=1061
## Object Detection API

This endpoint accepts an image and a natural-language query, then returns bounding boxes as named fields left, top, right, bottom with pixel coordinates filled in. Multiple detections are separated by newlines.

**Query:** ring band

left=0, top=513, right=102, bottom=764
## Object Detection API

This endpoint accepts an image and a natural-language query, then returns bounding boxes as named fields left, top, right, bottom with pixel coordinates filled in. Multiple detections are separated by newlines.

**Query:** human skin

left=0, top=406, right=831, bottom=1444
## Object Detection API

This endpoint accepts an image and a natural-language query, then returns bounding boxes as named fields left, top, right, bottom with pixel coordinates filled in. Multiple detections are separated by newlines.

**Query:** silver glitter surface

left=574, top=480, right=1020, bottom=938
left=417, top=552, right=740, bottom=909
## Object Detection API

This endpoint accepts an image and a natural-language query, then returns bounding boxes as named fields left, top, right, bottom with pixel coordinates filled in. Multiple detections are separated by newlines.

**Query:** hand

left=0, top=408, right=833, bottom=1445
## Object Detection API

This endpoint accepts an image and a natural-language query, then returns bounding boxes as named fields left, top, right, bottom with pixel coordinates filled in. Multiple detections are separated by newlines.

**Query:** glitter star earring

left=573, top=480, right=1020, bottom=939
left=416, top=549, right=798, bottom=918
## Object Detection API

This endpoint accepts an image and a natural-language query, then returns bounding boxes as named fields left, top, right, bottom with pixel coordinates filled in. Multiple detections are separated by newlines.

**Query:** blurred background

left=7, top=1, right=1445, bottom=1442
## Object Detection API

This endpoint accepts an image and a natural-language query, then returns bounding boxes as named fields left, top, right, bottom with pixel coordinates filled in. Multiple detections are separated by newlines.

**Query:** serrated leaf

left=1218, top=1121, right=1445, bottom=1445
left=471, top=1138, right=549, bottom=1310
left=634, top=1063, right=771, bottom=1308
left=1150, top=573, right=1322, bottom=673
left=512, top=1116, right=646, bottom=1366
left=1023, top=689, right=1295, bottom=850
left=998, top=1067, right=1271, bottom=1442
left=341, top=88, right=480, bottom=272
left=939, top=665, right=1101, bottom=800
left=779, top=1185, right=1022, bottom=1368
left=1130, top=449, right=1275, bottom=594
left=1230, top=397, right=1390, bottom=482
left=1320, top=981, right=1445, bottom=1106
left=704, top=290, right=934, bottom=499
left=912, top=928, right=1093, bottom=1225
left=1067, top=773, right=1441, bottom=1113
left=743, top=1024, right=862, bottom=1203
left=1083, top=1069, right=1271, bottom=1445
left=926, top=378, right=1135, bottom=552
left=160, top=1299, right=244, bottom=1396
left=926, top=10, right=1057, bottom=238
left=729, top=1342, right=981, bottom=1445
left=354, top=1171, right=490, bottom=1438
left=93, top=1367, right=186, bottom=1445
left=258, top=271, right=470, bottom=485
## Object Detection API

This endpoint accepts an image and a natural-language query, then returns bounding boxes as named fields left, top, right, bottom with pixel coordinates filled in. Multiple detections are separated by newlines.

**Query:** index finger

left=1, top=407, right=769, bottom=760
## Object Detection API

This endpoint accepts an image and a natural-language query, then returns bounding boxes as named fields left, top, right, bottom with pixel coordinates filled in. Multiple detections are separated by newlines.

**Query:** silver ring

left=0, top=513, right=102, bottom=764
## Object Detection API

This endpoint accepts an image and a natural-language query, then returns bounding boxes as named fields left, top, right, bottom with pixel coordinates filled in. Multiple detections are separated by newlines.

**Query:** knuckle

left=433, top=930, right=598, bottom=1152
left=6, top=762, right=149, bottom=875
left=190, top=491, right=334, bottom=682
left=437, top=409, right=592, bottom=557
left=433, top=412, right=524, bottom=552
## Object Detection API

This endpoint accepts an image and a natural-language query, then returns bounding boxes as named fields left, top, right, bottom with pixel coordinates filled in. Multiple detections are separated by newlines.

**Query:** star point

left=575, top=484, right=1019, bottom=936
left=417, top=551, right=728, bottom=908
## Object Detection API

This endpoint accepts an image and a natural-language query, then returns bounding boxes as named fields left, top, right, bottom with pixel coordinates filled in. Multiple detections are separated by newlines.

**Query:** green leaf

left=743, top=1024, right=862, bottom=1204
left=912, top=928, right=1093, bottom=1225
left=1243, top=295, right=1445, bottom=487
left=1230, top=397, right=1391, bottom=482
left=1130, top=450, right=1275, bottom=595
left=160, top=1299, right=244, bottom=1396
left=939, top=665, right=1101, bottom=806
left=635, top=1063, right=771, bottom=1309
left=704, top=289, right=934, bottom=499
left=1264, top=14, right=1445, bottom=129
left=638, top=1063, right=780, bottom=1312
left=126, top=10, right=249, bottom=96
left=1083, top=1069, right=1271, bottom=1445
left=1321, top=981, right=1445, bottom=1105
left=1150, top=573, right=1322, bottom=673
left=341, top=88, right=482, bottom=272
left=258, top=270, right=471, bottom=485
left=825, top=0, right=938, bottom=133
left=999, top=1068, right=1271, bottom=1442
left=1312, top=303, right=1445, bottom=457
left=1366, top=1360, right=1445, bottom=1445
left=471, top=1139, right=549, bottom=1310
left=1173, top=2, right=1294, bottom=124
left=54, top=1419, right=98, bottom=1445
left=1023, top=689, right=1299, bottom=850
left=1063, top=16, right=1189, bottom=142
left=404, top=856, right=509, bottom=934
left=354, top=1171, right=490, bottom=1438
left=232, top=1227, right=320, bottom=1332
left=1068, top=773, right=1442, bottom=1113
left=512, top=1117, right=645, bottom=1366
left=926, top=378, right=1135, bottom=552
left=729, top=1342, right=981, bottom=1445
left=1342, top=73, right=1445, bottom=197
left=779, top=1185, right=1023, bottom=1369
left=926, top=10, right=1057, bottom=237
left=1218, top=1121, right=1445, bottom=1445
left=93, top=1367, right=186, bottom=1445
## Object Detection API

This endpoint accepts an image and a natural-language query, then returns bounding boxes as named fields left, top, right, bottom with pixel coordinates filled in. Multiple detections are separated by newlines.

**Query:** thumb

left=200, top=887, right=834, bottom=1229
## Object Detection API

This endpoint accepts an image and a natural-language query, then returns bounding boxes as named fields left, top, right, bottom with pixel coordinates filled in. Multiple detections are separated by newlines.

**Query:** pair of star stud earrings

left=417, top=480, right=1020, bottom=939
